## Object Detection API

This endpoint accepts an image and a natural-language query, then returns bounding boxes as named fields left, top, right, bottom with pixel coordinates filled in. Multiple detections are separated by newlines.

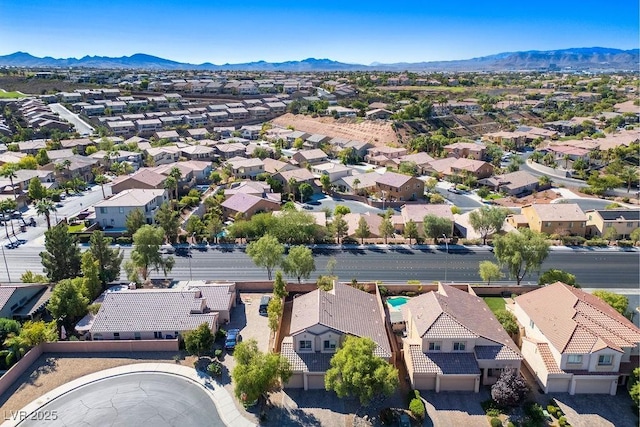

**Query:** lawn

left=67, top=223, right=85, bottom=233
left=482, top=297, right=506, bottom=313
left=484, top=193, right=503, bottom=200
left=0, top=91, right=27, bottom=99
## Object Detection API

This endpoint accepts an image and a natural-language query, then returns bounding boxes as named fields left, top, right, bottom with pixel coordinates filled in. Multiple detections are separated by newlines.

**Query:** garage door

left=439, top=376, right=476, bottom=392
left=573, top=378, right=612, bottom=394
left=413, top=374, right=436, bottom=391
left=306, top=374, right=326, bottom=390
left=285, top=373, right=304, bottom=389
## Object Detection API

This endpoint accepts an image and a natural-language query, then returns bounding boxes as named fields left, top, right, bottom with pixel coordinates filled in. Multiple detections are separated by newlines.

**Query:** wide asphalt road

left=5, top=246, right=638, bottom=289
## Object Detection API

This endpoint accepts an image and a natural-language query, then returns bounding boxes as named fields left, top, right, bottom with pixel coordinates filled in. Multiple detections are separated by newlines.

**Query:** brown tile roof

left=281, top=338, right=333, bottom=372
left=523, top=203, right=587, bottom=222
left=111, top=169, right=166, bottom=189
left=515, top=282, right=640, bottom=354
left=401, top=204, right=453, bottom=223
left=375, top=171, right=413, bottom=188
left=221, top=193, right=278, bottom=214
left=277, top=167, right=315, bottom=183
left=408, top=345, right=480, bottom=375
left=288, top=282, right=391, bottom=358
left=537, top=342, right=563, bottom=374
left=403, top=285, right=519, bottom=353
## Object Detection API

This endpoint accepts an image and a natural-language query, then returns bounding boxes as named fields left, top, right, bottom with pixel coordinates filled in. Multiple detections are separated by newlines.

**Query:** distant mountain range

left=0, top=48, right=637, bottom=72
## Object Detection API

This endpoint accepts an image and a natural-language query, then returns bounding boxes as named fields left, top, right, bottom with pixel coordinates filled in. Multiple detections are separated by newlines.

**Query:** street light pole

left=1, top=245, right=10, bottom=283
left=442, top=234, right=448, bottom=282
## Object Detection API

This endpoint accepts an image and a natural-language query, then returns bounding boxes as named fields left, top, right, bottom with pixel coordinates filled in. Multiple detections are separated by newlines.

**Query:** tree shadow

left=0, top=354, right=59, bottom=407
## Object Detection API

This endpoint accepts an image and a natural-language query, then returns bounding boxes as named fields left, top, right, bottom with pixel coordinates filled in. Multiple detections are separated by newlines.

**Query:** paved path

left=1, top=363, right=255, bottom=427
left=49, top=103, right=95, bottom=136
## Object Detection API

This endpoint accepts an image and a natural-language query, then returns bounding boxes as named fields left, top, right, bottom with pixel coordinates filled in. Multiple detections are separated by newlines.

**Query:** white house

left=94, top=188, right=168, bottom=229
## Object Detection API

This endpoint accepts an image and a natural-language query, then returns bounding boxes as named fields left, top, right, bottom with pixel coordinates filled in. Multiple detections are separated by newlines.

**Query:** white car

left=159, top=244, right=175, bottom=254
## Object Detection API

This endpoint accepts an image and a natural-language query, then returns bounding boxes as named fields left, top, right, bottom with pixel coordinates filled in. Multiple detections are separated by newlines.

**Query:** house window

left=113, top=332, right=120, bottom=340
left=154, top=331, right=162, bottom=339
left=119, top=207, right=124, bottom=214
left=134, top=332, right=141, bottom=340
left=545, top=222, right=551, bottom=227
left=529, top=320, right=535, bottom=329
left=428, top=342, right=441, bottom=351
left=323, top=340, right=336, bottom=350
left=627, top=223, right=634, bottom=228
left=567, top=354, right=582, bottom=364
left=453, top=342, right=466, bottom=351
left=598, top=355, right=613, bottom=366
left=100, top=207, right=107, bottom=214
left=569, top=222, right=574, bottom=228
left=299, top=340, right=312, bottom=351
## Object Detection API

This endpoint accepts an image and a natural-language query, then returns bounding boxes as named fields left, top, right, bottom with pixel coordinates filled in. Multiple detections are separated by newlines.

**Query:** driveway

left=550, top=392, right=638, bottom=427
left=306, top=194, right=385, bottom=215
left=421, top=390, right=490, bottom=427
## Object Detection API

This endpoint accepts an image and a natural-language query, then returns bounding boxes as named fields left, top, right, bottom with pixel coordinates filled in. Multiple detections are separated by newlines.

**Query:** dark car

left=259, top=295, right=271, bottom=316
left=224, top=328, right=241, bottom=351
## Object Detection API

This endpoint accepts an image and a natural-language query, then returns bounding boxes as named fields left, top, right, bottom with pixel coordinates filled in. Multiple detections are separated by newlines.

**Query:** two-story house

left=585, top=209, right=640, bottom=239
left=292, top=149, right=329, bottom=166
left=282, top=282, right=392, bottom=390
left=375, top=172, right=424, bottom=202
left=226, top=157, right=265, bottom=179
left=512, top=282, right=640, bottom=394
left=444, top=142, right=486, bottom=160
left=93, top=188, right=168, bottom=229
left=403, top=284, right=522, bottom=392
left=521, top=203, right=587, bottom=236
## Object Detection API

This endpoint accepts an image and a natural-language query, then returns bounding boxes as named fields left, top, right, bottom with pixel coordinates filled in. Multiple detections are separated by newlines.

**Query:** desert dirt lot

left=273, top=113, right=399, bottom=146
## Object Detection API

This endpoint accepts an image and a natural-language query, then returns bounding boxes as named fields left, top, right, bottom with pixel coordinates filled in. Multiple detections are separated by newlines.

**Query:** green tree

left=630, top=227, right=640, bottom=244
left=89, top=231, right=123, bottom=287
left=267, top=296, right=283, bottom=332
left=272, top=270, right=288, bottom=299
left=0, top=164, right=18, bottom=201
left=155, top=202, right=180, bottom=244
left=538, top=175, right=552, bottom=188
left=1, top=333, right=28, bottom=366
left=94, top=174, right=109, bottom=199
left=80, top=251, right=102, bottom=300
left=27, top=177, right=47, bottom=202
left=423, top=214, right=452, bottom=243
left=184, top=322, right=214, bottom=356
left=125, top=208, right=146, bottom=237
left=603, top=226, right=619, bottom=243
left=246, top=235, right=284, bottom=280
left=629, top=367, right=640, bottom=411
left=282, top=245, right=315, bottom=283
left=334, top=205, right=351, bottom=216
left=299, top=183, right=313, bottom=203
left=469, top=206, right=508, bottom=245
left=403, top=219, right=419, bottom=245
left=538, top=269, right=578, bottom=287
left=619, top=166, right=639, bottom=193
left=355, top=216, right=370, bottom=244
left=185, top=215, right=206, bottom=240
left=35, top=148, right=50, bottom=166
left=493, top=229, right=550, bottom=285
left=232, top=339, right=292, bottom=405
left=0, top=318, right=20, bottom=342
left=325, top=336, right=399, bottom=405
left=592, top=290, right=629, bottom=316
left=206, top=215, right=224, bottom=244
left=479, top=261, right=503, bottom=285
left=128, top=225, right=175, bottom=282
left=398, top=161, right=418, bottom=176
left=35, top=199, right=57, bottom=229
left=40, top=224, right=81, bottom=282
left=379, top=215, right=394, bottom=244
left=168, top=166, right=182, bottom=202
left=319, top=174, right=331, bottom=193
left=332, top=214, right=348, bottom=244
left=495, top=309, right=519, bottom=335
left=20, top=271, right=49, bottom=283
left=47, top=279, right=89, bottom=329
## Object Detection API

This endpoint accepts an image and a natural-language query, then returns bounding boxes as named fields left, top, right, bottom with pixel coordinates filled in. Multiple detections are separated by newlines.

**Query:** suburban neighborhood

left=0, top=54, right=637, bottom=427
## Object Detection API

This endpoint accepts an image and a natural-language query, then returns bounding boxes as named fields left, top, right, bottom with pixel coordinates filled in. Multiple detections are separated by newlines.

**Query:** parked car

left=224, top=328, right=241, bottom=351
left=259, top=295, right=271, bottom=316
left=159, top=244, right=175, bottom=254
left=398, top=413, right=411, bottom=427
left=447, top=187, right=461, bottom=194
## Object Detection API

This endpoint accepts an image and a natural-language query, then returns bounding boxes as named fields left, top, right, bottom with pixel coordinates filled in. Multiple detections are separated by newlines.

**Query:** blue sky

left=1, top=0, right=638, bottom=64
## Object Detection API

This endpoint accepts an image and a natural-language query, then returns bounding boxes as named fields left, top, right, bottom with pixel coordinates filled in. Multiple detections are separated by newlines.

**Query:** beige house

left=585, top=209, right=640, bottom=239
left=94, top=189, right=168, bottom=229
left=399, top=204, right=454, bottom=236
left=443, top=142, right=486, bottom=160
left=375, top=172, right=424, bottom=202
left=221, top=193, right=281, bottom=220
left=403, top=284, right=522, bottom=392
left=282, top=283, right=391, bottom=390
left=512, top=282, right=640, bottom=394
left=521, top=203, right=587, bottom=236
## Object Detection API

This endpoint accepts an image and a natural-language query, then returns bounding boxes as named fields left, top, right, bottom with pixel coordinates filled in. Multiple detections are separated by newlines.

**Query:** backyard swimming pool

left=387, top=296, right=410, bottom=308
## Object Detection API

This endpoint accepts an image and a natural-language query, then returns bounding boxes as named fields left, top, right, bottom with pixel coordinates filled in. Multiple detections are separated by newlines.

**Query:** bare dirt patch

left=492, top=189, right=561, bottom=207
left=272, top=113, right=399, bottom=146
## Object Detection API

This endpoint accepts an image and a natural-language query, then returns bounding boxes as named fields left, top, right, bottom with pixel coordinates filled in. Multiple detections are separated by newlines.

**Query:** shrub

left=491, top=368, right=529, bottom=406
left=409, top=397, right=425, bottom=420
left=491, top=418, right=503, bottom=427
left=115, top=236, right=132, bottom=245
left=207, top=361, right=222, bottom=377
left=173, top=354, right=181, bottom=363
left=618, top=240, right=633, bottom=248
left=407, top=389, right=420, bottom=405
left=487, top=409, right=501, bottom=417
left=524, top=402, right=545, bottom=424
left=214, top=349, right=222, bottom=359
left=379, top=285, right=389, bottom=296
left=558, top=416, right=567, bottom=426
left=481, top=399, right=507, bottom=416
left=216, top=328, right=226, bottom=340
left=585, top=238, right=608, bottom=247
left=507, top=422, right=517, bottom=427
left=407, top=280, right=421, bottom=284
left=561, top=235, right=586, bottom=246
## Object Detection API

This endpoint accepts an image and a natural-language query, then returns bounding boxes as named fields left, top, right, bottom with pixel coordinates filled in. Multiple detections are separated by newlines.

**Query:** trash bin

left=20, top=225, right=27, bottom=232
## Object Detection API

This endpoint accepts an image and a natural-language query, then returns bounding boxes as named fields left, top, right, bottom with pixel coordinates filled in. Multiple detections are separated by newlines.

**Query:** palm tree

left=36, top=199, right=56, bottom=229
left=94, top=174, right=109, bottom=199
left=530, top=151, right=543, bottom=163
left=0, top=164, right=18, bottom=201
left=0, top=199, right=17, bottom=240
left=168, top=167, right=182, bottom=199
left=619, top=166, right=639, bottom=193
left=352, top=178, right=360, bottom=195
left=1, top=333, right=28, bottom=366
left=538, top=175, right=552, bottom=189
left=164, top=176, right=177, bottom=208
left=563, top=154, right=571, bottom=170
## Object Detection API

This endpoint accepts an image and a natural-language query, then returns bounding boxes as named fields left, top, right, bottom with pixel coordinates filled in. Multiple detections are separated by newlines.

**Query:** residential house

left=389, top=152, right=434, bottom=175
left=0, top=284, right=52, bottom=320
left=403, top=284, right=522, bottom=392
left=225, top=181, right=280, bottom=203
left=181, top=145, right=215, bottom=161
left=311, top=162, right=353, bottom=183
left=179, top=160, right=212, bottom=184
left=263, top=158, right=297, bottom=175
left=444, top=142, right=486, bottom=160
left=110, top=169, right=166, bottom=194
left=286, top=131, right=311, bottom=146
left=145, top=146, right=181, bottom=166
left=221, top=193, right=281, bottom=220
left=375, top=172, right=424, bottom=202
left=399, top=204, right=454, bottom=236
left=365, top=147, right=408, bottom=165
left=42, top=155, right=98, bottom=183
left=216, top=142, right=247, bottom=160
left=521, top=203, right=587, bottom=236
left=512, top=282, right=640, bottom=394
left=151, top=163, right=196, bottom=195
left=428, top=158, right=494, bottom=179
left=186, top=128, right=209, bottom=140
left=478, top=171, right=539, bottom=196
left=107, top=120, right=136, bottom=137
left=282, top=282, right=391, bottom=390
left=342, top=140, right=373, bottom=160
left=240, top=125, right=262, bottom=140
left=93, top=188, right=168, bottom=229
left=154, top=130, right=181, bottom=142
left=339, top=172, right=379, bottom=195
left=292, top=149, right=329, bottom=166
left=135, top=119, right=163, bottom=136
left=183, top=281, right=236, bottom=324
left=304, top=134, right=331, bottom=149
left=226, top=157, right=265, bottom=179
left=89, top=150, right=142, bottom=172
left=60, top=138, right=95, bottom=155
left=365, top=109, right=393, bottom=120
left=585, top=209, right=640, bottom=239
left=274, top=168, right=317, bottom=194
left=343, top=212, right=384, bottom=240
left=87, top=289, right=218, bottom=341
